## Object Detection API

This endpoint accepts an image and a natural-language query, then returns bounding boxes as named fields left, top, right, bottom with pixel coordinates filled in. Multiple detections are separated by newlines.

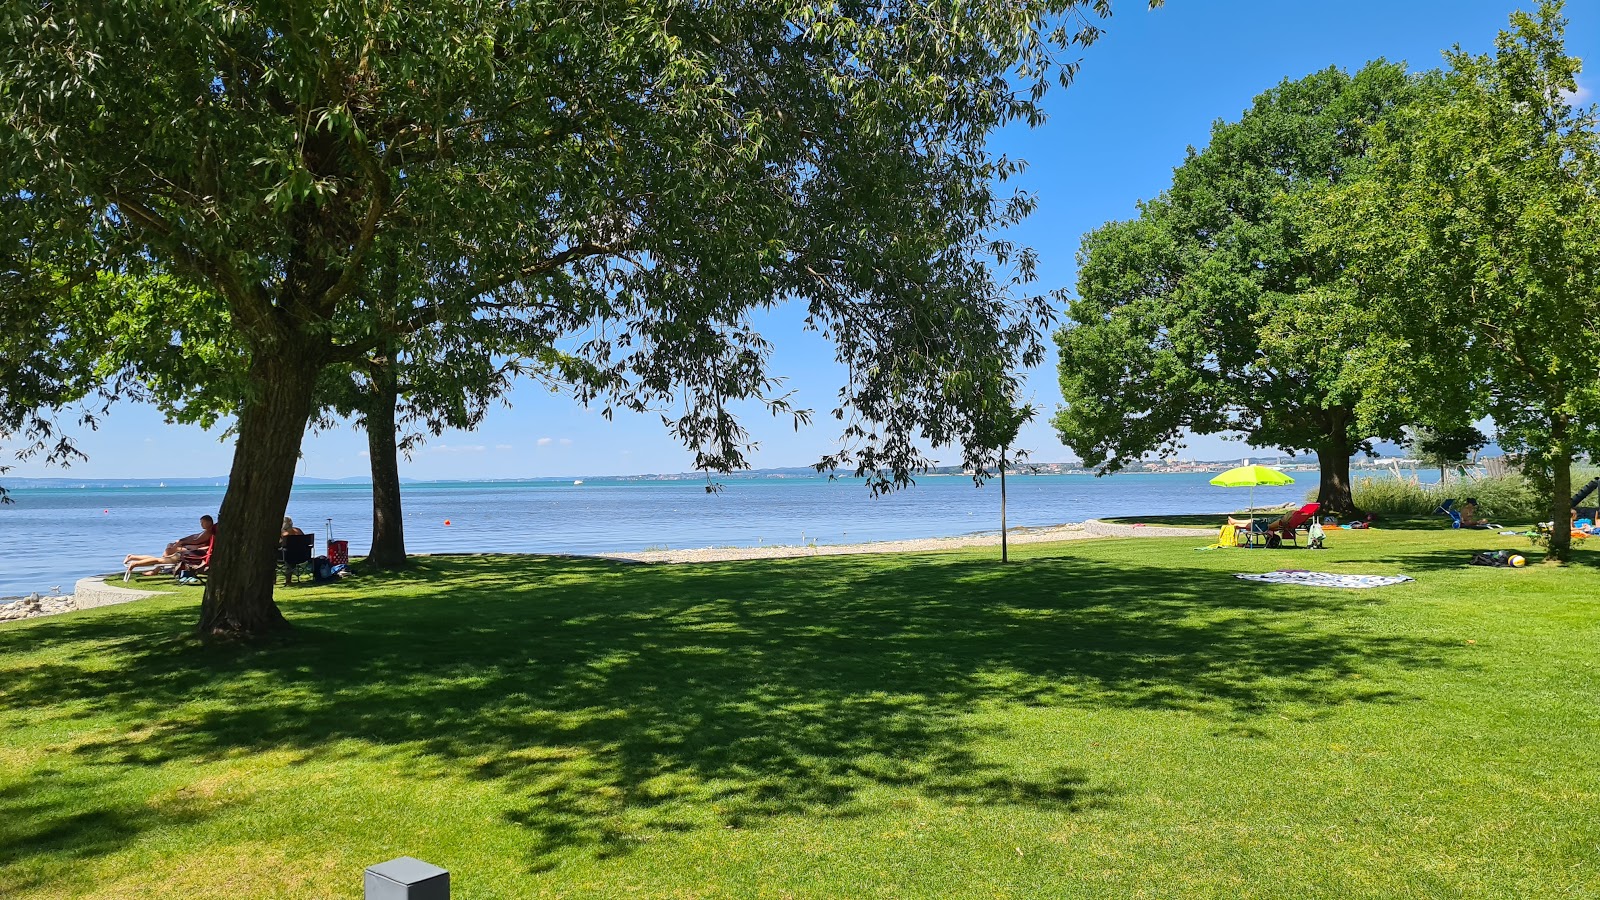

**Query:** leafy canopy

left=1053, top=62, right=1427, bottom=492
left=2, top=0, right=1156, bottom=488
left=1311, top=0, right=1600, bottom=555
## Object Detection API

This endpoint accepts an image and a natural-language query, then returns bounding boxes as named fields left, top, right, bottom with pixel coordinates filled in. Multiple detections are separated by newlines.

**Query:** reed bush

left=1333, top=472, right=1551, bottom=523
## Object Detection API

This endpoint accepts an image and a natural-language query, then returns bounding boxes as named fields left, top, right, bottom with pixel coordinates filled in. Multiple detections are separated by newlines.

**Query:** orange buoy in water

left=444, top=519, right=452, bottom=526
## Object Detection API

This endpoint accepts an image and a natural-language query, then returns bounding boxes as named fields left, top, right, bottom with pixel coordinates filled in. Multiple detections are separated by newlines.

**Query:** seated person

left=281, top=516, right=305, bottom=547
left=1459, top=499, right=1503, bottom=530
left=177, top=515, right=218, bottom=551
left=1572, top=510, right=1596, bottom=534
left=124, top=514, right=217, bottom=576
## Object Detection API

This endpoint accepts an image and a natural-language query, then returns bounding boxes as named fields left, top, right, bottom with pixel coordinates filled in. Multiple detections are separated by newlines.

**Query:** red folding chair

left=174, top=535, right=214, bottom=584
left=1270, top=503, right=1321, bottom=548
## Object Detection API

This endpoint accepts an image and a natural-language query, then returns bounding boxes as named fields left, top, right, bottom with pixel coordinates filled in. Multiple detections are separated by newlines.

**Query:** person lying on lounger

left=122, top=515, right=216, bottom=577
left=122, top=542, right=184, bottom=577
left=1227, top=513, right=1290, bottom=532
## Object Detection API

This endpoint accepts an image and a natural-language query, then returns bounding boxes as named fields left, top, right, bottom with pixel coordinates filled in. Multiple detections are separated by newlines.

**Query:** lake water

left=0, top=472, right=1325, bottom=597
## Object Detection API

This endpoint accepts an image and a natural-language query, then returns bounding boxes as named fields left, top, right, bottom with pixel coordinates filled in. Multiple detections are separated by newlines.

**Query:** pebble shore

left=0, top=592, right=77, bottom=622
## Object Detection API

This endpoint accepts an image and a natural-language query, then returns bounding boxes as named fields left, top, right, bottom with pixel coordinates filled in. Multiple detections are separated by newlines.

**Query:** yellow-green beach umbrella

left=1210, top=464, right=1295, bottom=518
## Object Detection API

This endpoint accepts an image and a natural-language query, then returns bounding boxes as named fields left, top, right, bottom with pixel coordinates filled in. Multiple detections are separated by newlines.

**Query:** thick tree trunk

left=364, top=363, right=408, bottom=569
left=1315, top=437, right=1358, bottom=518
left=198, top=351, right=321, bottom=637
left=1547, top=416, right=1573, bottom=563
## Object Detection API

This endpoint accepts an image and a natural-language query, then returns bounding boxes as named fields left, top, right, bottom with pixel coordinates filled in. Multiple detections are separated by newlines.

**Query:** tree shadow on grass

left=0, top=767, right=216, bottom=896
left=0, top=550, right=1455, bottom=875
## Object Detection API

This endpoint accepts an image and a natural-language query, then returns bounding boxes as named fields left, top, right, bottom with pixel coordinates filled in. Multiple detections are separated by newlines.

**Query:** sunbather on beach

left=123, top=515, right=216, bottom=577
left=176, top=515, right=217, bottom=551
left=1227, top=513, right=1287, bottom=531
left=122, top=543, right=183, bottom=575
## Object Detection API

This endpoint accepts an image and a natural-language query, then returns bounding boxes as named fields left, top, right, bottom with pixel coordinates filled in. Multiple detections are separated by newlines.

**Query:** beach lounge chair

left=1436, top=499, right=1462, bottom=529
left=1239, top=517, right=1274, bottom=549
left=174, top=536, right=214, bottom=584
left=280, top=533, right=316, bottom=585
left=1270, top=502, right=1321, bottom=547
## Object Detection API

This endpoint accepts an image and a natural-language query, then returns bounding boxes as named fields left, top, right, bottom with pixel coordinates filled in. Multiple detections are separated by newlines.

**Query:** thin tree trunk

left=999, top=447, right=1008, bottom=564
left=364, top=361, right=408, bottom=569
left=198, top=351, right=321, bottom=637
left=1547, top=415, right=1573, bottom=563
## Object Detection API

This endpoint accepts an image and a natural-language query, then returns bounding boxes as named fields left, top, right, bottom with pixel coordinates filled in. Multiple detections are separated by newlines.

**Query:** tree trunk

left=1315, top=436, right=1358, bottom=518
left=1546, top=415, right=1573, bottom=563
left=364, top=362, right=408, bottom=569
left=198, top=351, right=321, bottom=637
left=999, top=447, right=1008, bottom=564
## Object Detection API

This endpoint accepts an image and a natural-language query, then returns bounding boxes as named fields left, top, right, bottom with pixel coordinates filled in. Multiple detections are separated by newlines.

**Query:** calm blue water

left=0, top=472, right=1324, bottom=597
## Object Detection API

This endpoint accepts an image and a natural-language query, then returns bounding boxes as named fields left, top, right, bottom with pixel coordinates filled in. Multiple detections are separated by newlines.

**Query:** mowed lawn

left=3, top=527, right=1598, bottom=898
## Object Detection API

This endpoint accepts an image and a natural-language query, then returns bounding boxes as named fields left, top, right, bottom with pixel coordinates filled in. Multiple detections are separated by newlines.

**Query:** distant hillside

left=0, top=475, right=419, bottom=489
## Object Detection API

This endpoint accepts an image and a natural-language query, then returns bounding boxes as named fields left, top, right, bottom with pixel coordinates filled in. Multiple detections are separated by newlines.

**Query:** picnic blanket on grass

left=1235, top=570, right=1414, bottom=589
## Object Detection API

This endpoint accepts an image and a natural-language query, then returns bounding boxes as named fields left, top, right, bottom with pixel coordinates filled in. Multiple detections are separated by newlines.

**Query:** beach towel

left=1234, top=570, right=1414, bottom=589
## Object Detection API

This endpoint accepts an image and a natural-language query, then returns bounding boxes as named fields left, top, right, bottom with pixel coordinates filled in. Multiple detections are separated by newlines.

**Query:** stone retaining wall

left=73, top=576, right=164, bottom=610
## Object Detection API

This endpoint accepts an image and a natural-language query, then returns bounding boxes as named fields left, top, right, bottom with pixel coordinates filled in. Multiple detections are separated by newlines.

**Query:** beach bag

left=311, top=555, right=337, bottom=583
left=1470, top=550, right=1514, bottom=568
left=1307, top=521, right=1326, bottom=550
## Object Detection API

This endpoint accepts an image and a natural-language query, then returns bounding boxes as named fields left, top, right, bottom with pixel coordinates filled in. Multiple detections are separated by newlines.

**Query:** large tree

left=3, top=1, right=1143, bottom=636
left=1316, top=1, right=1600, bottom=560
left=1053, top=62, right=1427, bottom=515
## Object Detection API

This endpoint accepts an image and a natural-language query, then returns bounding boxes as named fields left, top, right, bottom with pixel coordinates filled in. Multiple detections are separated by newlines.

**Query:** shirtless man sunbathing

left=123, top=515, right=215, bottom=578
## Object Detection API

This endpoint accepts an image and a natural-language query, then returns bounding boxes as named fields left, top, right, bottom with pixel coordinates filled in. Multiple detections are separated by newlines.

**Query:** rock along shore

left=0, top=577, right=164, bottom=624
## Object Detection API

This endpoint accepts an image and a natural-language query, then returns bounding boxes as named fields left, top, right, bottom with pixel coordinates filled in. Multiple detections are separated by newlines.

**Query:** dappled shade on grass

left=2, top=530, right=1597, bottom=897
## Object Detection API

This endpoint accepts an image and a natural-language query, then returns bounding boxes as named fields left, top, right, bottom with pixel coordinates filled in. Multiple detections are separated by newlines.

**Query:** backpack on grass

left=1469, top=549, right=1526, bottom=568
left=311, top=555, right=336, bottom=583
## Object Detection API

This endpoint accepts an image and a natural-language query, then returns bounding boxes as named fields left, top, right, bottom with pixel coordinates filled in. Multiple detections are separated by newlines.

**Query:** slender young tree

left=3, top=1, right=1147, bottom=636
left=1053, top=62, right=1427, bottom=515
left=1319, top=0, right=1600, bottom=560
left=1405, top=425, right=1489, bottom=482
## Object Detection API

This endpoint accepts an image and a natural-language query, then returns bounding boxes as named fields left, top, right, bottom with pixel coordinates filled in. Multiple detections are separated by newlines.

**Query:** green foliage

left=1405, top=424, right=1490, bottom=473
left=3, top=0, right=1163, bottom=626
left=1, top=0, right=1145, bottom=485
left=1053, top=61, right=1427, bottom=512
left=1313, top=1, right=1600, bottom=557
left=4, top=535, right=1599, bottom=896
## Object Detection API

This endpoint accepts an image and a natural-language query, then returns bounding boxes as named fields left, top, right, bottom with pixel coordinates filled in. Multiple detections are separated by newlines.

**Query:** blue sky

left=17, top=1, right=1595, bottom=480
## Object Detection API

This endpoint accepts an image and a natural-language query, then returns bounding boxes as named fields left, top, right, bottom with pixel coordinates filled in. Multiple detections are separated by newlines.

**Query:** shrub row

left=1335, top=472, right=1552, bottom=523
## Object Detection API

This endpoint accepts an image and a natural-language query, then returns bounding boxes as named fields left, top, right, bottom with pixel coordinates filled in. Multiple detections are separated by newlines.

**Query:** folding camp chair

left=280, top=533, right=316, bottom=585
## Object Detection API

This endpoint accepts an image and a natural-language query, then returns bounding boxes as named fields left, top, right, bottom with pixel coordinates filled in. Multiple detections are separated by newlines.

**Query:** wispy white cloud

left=559, top=438, right=573, bottom=446
left=431, top=443, right=487, bottom=454
left=358, top=450, right=370, bottom=458
left=537, top=437, right=554, bottom=447
left=1565, top=76, right=1593, bottom=105
left=494, top=444, right=513, bottom=451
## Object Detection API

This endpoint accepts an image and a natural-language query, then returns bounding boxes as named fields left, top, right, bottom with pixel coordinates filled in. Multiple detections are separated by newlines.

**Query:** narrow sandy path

left=596, top=518, right=1211, bottom=565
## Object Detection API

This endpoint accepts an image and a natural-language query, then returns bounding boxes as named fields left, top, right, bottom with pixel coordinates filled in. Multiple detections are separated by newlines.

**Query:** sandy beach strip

left=597, top=518, right=1211, bottom=565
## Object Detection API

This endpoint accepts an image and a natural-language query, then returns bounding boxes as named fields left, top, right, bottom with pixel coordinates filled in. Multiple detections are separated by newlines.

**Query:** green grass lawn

left=4, top=527, right=1598, bottom=898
